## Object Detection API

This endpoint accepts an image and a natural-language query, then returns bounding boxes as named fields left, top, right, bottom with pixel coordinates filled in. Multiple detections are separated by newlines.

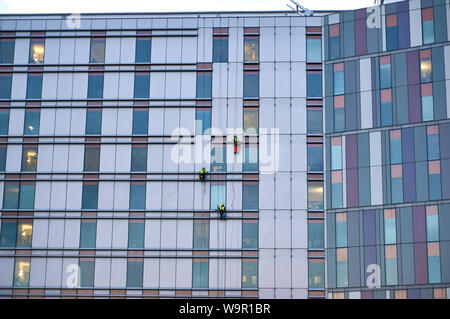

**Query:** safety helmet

left=221, top=203, right=224, bottom=207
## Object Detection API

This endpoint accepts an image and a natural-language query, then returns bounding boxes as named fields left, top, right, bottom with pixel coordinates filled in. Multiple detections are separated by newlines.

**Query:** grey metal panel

left=400, top=243, right=415, bottom=285
left=348, top=246, right=361, bottom=288
left=348, top=211, right=360, bottom=248
left=433, top=80, right=447, bottom=120
left=327, top=248, right=336, bottom=288
left=399, top=207, right=413, bottom=244
left=440, top=241, right=450, bottom=283
left=395, top=86, right=409, bottom=125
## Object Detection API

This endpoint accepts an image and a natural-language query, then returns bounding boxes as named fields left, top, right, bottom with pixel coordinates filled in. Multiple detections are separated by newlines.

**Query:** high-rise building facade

left=0, top=0, right=449, bottom=299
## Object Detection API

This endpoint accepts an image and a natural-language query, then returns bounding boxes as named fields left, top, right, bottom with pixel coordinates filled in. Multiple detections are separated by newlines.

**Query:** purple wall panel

left=408, top=84, right=421, bottom=123
left=398, top=8, right=410, bottom=49
left=346, top=134, right=358, bottom=169
left=412, top=205, right=426, bottom=243
left=347, top=168, right=359, bottom=207
left=403, top=162, right=416, bottom=203
left=407, top=289, right=420, bottom=299
left=414, top=243, right=428, bottom=284
left=354, top=9, right=367, bottom=56
left=401, top=127, right=415, bottom=163
left=407, top=51, right=420, bottom=85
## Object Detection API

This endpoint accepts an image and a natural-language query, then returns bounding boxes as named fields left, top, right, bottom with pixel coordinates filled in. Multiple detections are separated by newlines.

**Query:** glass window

left=127, top=259, right=143, bottom=288
left=0, top=220, right=17, bottom=247
left=84, top=145, right=100, bottom=171
left=128, top=220, right=145, bottom=248
left=331, top=171, right=343, bottom=209
left=420, top=50, right=432, bottom=83
left=329, top=24, right=340, bottom=60
left=0, top=38, right=15, bottom=64
left=243, top=182, right=258, bottom=210
left=384, top=209, right=396, bottom=245
left=307, top=108, right=323, bottom=135
left=390, top=130, right=402, bottom=164
left=307, top=71, right=322, bottom=98
left=129, top=183, right=146, bottom=210
left=243, top=142, right=258, bottom=172
left=79, top=220, right=97, bottom=248
left=211, top=141, right=226, bottom=173
left=135, top=37, right=151, bottom=63
left=134, top=72, right=150, bottom=99
left=195, top=108, right=211, bottom=135
left=29, top=38, right=44, bottom=64
left=243, top=107, right=258, bottom=135
left=385, top=245, right=398, bottom=285
left=24, top=109, right=40, bottom=135
left=307, top=144, right=323, bottom=171
left=0, top=74, right=12, bottom=99
left=193, top=221, right=209, bottom=249
left=81, top=183, right=98, bottom=209
left=333, top=63, right=344, bottom=95
left=132, top=108, right=149, bottom=135
left=85, top=109, right=102, bottom=135
left=308, top=259, right=324, bottom=288
left=196, top=72, right=212, bottom=99
left=426, top=206, right=439, bottom=242
left=422, top=8, right=434, bottom=45
left=192, top=259, right=209, bottom=288
left=210, top=183, right=226, bottom=210
left=16, top=221, right=32, bottom=247
left=331, top=138, right=342, bottom=170
left=90, top=37, right=105, bottom=63
left=79, top=259, right=95, bottom=288
left=242, top=221, right=258, bottom=249
left=244, top=37, right=259, bottom=62
left=87, top=72, right=104, bottom=99
left=391, top=164, right=403, bottom=204
left=380, top=56, right=391, bottom=89
left=21, top=145, right=38, bottom=171
left=334, top=96, right=345, bottom=132
left=243, top=71, right=259, bottom=98
left=308, top=181, right=323, bottom=210
left=0, top=110, right=10, bottom=135
left=241, top=260, right=257, bottom=288
left=428, top=242, right=441, bottom=283
left=429, top=161, right=441, bottom=201
left=307, top=37, right=322, bottom=63
left=3, top=182, right=19, bottom=209
left=308, top=220, right=324, bottom=248
left=336, top=213, right=347, bottom=247
left=26, top=73, right=43, bottom=99
left=0, top=145, right=6, bottom=171
left=381, top=89, right=393, bottom=127
left=19, top=183, right=35, bottom=209
left=336, top=248, right=348, bottom=288
left=213, top=36, right=228, bottom=63
left=421, top=83, right=434, bottom=122
left=13, top=258, right=30, bottom=287
left=131, top=145, right=147, bottom=172
left=386, top=14, right=398, bottom=51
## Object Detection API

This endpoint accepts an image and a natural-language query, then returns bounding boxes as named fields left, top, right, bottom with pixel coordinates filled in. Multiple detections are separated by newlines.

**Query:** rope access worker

left=199, top=167, right=208, bottom=181
left=218, top=203, right=226, bottom=219
left=234, top=135, right=239, bottom=154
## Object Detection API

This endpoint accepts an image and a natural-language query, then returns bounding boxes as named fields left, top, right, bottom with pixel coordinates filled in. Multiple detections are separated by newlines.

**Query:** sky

left=0, top=0, right=377, bottom=14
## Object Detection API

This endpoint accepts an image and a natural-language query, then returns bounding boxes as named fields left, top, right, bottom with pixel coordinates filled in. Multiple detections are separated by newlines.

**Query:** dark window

left=242, top=182, right=258, bottom=210
left=307, top=36, right=322, bottom=63
left=192, top=259, right=209, bottom=288
left=309, top=259, right=325, bottom=288
left=29, top=38, right=44, bottom=64
left=132, top=108, right=149, bottom=135
left=129, top=183, right=146, bottom=210
left=81, top=183, right=98, bottom=210
left=131, top=145, right=147, bottom=172
left=243, top=142, right=258, bottom=172
left=135, top=37, right=151, bottom=63
left=0, top=145, right=6, bottom=171
left=242, top=221, right=258, bottom=249
left=79, top=259, right=95, bottom=287
left=334, top=96, right=345, bottom=132
left=195, top=108, right=211, bottom=135
left=307, top=143, right=323, bottom=171
left=90, top=37, right=105, bottom=63
left=79, top=220, right=97, bottom=248
left=0, top=109, right=10, bottom=134
left=127, top=259, right=143, bottom=288
left=0, top=73, right=12, bottom=99
left=329, top=24, right=340, bottom=60
left=427, top=125, right=439, bottom=161
left=333, top=63, right=344, bottom=95
left=196, top=72, right=212, bottom=99
left=308, top=220, right=324, bottom=248
left=422, top=8, right=434, bottom=45
left=381, top=89, right=393, bottom=127
left=24, top=109, right=40, bottom=135
left=211, top=140, right=226, bottom=173
left=26, top=73, right=43, bottom=99
left=0, top=220, right=17, bottom=247
left=213, top=37, right=228, bottom=63
left=84, top=144, right=100, bottom=171
left=243, top=71, right=259, bottom=98
left=244, top=37, right=259, bottom=63
left=379, top=56, right=391, bottom=89
left=307, top=71, right=322, bottom=98
left=85, top=108, right=102, bottom=135
left=241, top=260, right=257, bottom=288
left=128, top=220, right=145, bottom=248
left=386, top=14, right=398, bottom=51
left=193, top=221, right=209, bottom=249
left=21, top=145, right=38, bottom=171
left=0, top=38, right=15, bottom=64
left=307, top=107, right=323, bottom=135
left=3, top=182, right=19, bottom=209
left=134, top=72, right=150, bottom=99
left=19, top=183, right=35, bottom=209
left=87, top=72, right=104, bottom=99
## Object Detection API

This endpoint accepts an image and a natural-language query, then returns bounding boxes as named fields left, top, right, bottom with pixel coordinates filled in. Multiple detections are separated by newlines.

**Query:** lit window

left=29, top=38, right=44, bottom=64
left=21, top=145, right=38, bottom=171
left=244, top=37, right=259, bottom=62
left=89, top=37, right=105, bottom=64
left=308, top=181, right=323, bottom=210
left=420, top=50, right=432, bottom=83
left=16, top=221, right=33, bottom=247
left=241, top=259, right=257, bottom=288
left=13, top=258, right=30, bottom=287
left=243, top=107, right=258, bottom=135
left=308, top=259, right=324, bottom=288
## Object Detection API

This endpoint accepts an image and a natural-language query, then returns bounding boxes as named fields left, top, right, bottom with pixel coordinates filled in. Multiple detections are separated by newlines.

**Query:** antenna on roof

left=374, top=0, right=384, bottom=5
left=287, top=0, right=313, bottom=16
